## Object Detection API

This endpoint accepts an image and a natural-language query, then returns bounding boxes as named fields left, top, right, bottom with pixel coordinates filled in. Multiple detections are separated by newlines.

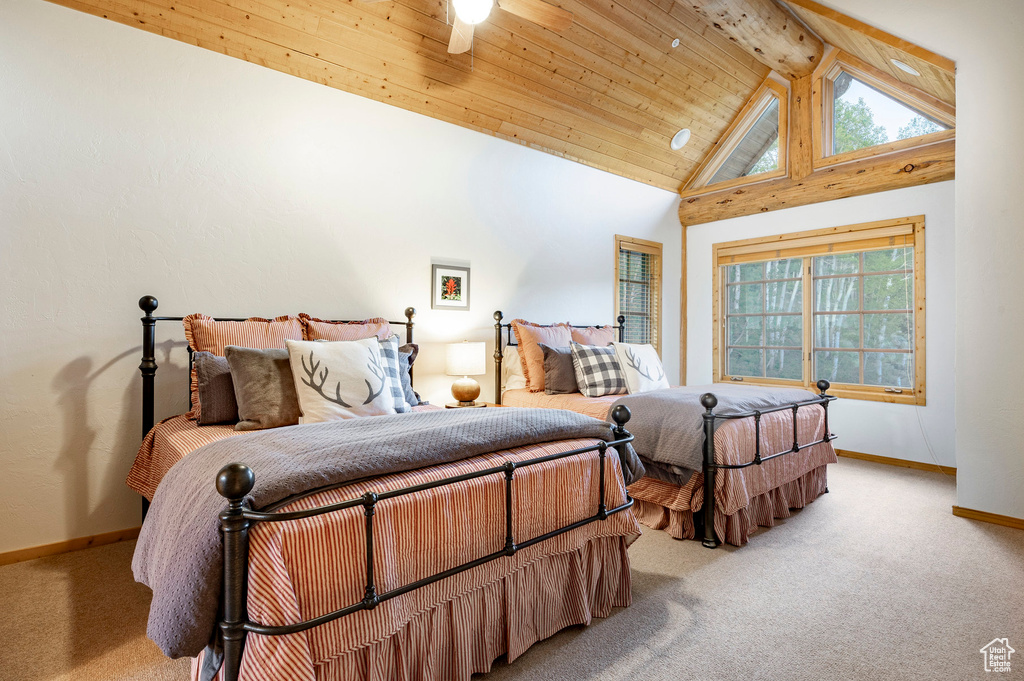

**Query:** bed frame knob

left=700, top=393, right=718, bottom=411
left=493, top=310, right=503, bottom=322
left=816, top=379, right=831, bottom=395
left=139, top=295, right=159, bottom=315
left=217, top=463, right=255, bottom=500
left=610, top=405, right=631, bottom=427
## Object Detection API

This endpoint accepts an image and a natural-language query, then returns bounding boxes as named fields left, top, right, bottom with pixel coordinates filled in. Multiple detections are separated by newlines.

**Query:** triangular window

left=708, top=99, right=781, bottom=184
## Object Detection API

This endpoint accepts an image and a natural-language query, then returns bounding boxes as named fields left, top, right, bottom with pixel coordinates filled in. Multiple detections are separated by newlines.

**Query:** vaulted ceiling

left=50, top=0, right=954, bottom=194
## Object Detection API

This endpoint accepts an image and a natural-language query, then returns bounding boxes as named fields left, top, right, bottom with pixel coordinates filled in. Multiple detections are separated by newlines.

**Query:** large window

left=615, top=235, right=662, bottom=353
left=713, top=217, right=925, bottom=404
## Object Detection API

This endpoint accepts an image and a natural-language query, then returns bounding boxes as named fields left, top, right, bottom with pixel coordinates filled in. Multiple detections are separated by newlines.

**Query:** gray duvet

left=611, top=384, right=817, bottom=481
left=133, top=407, right=643, bottom=660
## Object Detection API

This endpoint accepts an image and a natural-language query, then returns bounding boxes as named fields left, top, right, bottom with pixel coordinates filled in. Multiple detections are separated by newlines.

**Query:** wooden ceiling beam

left=678, top=139, right=954, bottom=226
left=690, top=0, right=824, bottom=79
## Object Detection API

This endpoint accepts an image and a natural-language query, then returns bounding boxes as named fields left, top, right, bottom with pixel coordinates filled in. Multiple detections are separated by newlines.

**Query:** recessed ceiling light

left=671, top=38, right=680, bottom=48
left=891, top=59, right=921, bottom=76
left=670, top=128, right=691, bottom=150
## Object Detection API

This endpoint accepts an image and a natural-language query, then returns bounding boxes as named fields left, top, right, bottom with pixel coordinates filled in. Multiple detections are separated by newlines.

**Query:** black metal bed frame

left=491, top=309, right=837, bottom=549
left=137, top=296, right=637, bottom=680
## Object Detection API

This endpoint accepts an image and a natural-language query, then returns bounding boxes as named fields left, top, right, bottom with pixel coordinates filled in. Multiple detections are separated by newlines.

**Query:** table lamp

left=446, top=341, right=487, bottom=408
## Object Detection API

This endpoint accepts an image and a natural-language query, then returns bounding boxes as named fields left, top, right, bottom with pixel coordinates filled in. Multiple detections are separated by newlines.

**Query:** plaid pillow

left=570, top=342, right=628, bottom=398
left=378, top=335, right=412, bottom=413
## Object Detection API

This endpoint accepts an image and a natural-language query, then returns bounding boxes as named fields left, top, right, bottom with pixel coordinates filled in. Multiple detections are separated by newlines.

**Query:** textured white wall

left=687, top=182, right=956, bottom=468
left=0, top=0, right=681, bottom=553
left=813, top=0, right=1024, bottom=520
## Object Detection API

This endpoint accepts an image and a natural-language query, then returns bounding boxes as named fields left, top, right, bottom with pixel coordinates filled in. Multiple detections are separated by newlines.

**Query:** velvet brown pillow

left=225, top=346, right=301, bottom=431
left=193, top=352, right=237, bottom=425
left=539, top=343, right=579, bottom=395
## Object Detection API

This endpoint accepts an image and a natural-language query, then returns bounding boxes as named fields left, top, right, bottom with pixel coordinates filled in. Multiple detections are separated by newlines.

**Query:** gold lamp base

left=450, top=375, right=481, bottom=407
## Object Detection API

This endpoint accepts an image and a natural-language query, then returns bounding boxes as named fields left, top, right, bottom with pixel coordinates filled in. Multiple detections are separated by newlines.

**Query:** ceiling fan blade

left=448, top=16, right=474, bottom=54
left=497, top=0, right=573, bottom=32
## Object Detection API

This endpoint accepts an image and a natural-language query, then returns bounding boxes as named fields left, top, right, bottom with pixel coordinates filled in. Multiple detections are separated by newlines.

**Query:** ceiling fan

left=363, top=0, right=574, bottom=54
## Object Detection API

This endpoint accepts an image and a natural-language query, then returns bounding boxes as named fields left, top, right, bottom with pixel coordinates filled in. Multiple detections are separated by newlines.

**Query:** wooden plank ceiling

left=52, top=0, right=776, bottom=191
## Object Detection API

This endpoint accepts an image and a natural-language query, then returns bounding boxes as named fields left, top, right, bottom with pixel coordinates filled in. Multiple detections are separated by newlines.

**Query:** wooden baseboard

left=0, top=526, right=141, bottom=567
left=836, top=449, right=956, bottom=476
left=952, top=506, right=1024, bottom=531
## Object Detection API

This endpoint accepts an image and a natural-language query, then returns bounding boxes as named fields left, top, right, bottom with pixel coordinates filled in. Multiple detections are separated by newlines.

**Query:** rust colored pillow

left=183, top=314, right=303, bottom=419
left=571, top=325, right=616, bottom=346
left=299, top=314, right=393, bottom=342
left=511, top=319, right=572, bottom=392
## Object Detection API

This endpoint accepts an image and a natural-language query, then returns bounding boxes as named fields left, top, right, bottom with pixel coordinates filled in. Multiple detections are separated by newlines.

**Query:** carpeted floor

left=1, top=458, right=1021, bottom=680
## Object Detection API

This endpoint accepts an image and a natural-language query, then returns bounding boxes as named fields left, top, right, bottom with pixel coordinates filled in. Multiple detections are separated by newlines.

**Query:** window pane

left=727, top=283, right=763, bottom=314
left=814, top=277, right=860, bottom=312
left=708, top=98, right=781, bottom=185
left=832, top=71, right=949, bottom=156
left=729, top=348, right=764, bottom=377
left=765, top=279, right=802, bottom=314
left=726, top=262, right=764, bottom=283
left=815, top=314, right=861, bottom=349
left=863, top=273, right=912, bottom=310
left=814, top=350, right=860, bottom=384
left=622, top=315, right=650, bottom=345
left=767, top=349, right=803, bottom=380
left=728, top=316, right=763, bottom=346
left=619, top=282, right=650, bottom=313
left=864, top=313, right=913, bottom=350
left=765, top=258, right=802, bottom=280
left=764, top=315, right=802, bottom=347
left=864, top=248, right=913, bottom=272
left=814, top=253, right=860, bottom=276
left=864, top=352, right=913, bottom=388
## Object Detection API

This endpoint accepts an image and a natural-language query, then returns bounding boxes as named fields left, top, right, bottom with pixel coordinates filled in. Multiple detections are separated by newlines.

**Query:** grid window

left=616, top=236, right=662, bottom=353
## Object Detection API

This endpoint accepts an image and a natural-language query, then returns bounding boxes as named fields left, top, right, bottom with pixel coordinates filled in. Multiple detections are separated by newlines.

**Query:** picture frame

left=431, top=264, right=470, bottom=311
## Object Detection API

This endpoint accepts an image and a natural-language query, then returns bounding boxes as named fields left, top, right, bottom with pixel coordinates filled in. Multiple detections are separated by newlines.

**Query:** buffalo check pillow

left=570, top=341, right=628, bottom=398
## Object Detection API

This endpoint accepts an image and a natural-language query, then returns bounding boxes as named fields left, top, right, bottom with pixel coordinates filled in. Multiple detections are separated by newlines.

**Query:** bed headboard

left=491, top=310, right=625, bottom=405
left=138, top=295, right=416, bottom=441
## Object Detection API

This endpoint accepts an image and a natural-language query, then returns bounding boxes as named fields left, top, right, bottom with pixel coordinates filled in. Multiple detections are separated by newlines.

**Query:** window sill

left=718, top=377, right=925, bottom=406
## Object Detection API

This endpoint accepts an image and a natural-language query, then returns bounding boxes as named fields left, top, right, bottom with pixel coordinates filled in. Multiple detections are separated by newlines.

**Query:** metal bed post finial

left=700, top=393, right=719, bottom=549
left=493, top=310, right=504, bottom=405
left=404, top=307, right=415, bottom=344
left=217, top=463, right=255, bottom=681
left=817, top=380, right=833, bottom=443
left=616, top=314, right=626, bottom=343
left=139, top=295, right=159, bottom=440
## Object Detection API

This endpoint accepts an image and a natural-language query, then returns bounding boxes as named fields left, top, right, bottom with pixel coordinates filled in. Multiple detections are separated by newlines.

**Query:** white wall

left=0, top=0, right=681, bottom=554
left=687, top=182, right=956, bottom=468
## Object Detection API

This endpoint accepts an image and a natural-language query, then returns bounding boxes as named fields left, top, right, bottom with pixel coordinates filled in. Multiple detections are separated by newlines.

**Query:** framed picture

left=432, top=264, right=470, bottom=311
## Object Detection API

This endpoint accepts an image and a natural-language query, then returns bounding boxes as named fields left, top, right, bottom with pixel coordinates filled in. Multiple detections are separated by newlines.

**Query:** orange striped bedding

left=501, top=388, right=837, bottom=546
left=192, top=438, right=639, bottom=680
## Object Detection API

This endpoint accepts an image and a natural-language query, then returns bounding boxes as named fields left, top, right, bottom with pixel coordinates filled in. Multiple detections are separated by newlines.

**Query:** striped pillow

left=183, top=314, right=303, bottom=420
left=300, top=314, right=393, bottom=342
left=570, top=342, right=628, bottom=398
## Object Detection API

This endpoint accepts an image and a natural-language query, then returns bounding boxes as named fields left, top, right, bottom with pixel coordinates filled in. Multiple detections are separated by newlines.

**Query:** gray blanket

left=133, top=407, right=643, bottom=660
left=611, top=384, right=816, bottom=479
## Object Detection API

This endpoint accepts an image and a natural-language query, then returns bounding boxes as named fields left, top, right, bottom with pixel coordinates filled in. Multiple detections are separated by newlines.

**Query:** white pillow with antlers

left=285, top=338, right=396, bottom=423
left=612, top=342, right=669, bottom=394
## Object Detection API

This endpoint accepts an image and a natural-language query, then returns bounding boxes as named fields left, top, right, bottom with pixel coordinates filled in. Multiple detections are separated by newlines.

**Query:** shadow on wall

left=18, top=339, right=188, bottom=678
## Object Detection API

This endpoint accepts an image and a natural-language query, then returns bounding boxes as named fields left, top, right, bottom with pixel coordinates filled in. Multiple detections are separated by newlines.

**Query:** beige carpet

left=1, top=458, right=1021, bottom=680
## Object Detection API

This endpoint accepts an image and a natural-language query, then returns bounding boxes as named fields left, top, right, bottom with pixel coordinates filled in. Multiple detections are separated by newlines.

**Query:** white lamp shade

left=452, top=0, right=493, bottom=24
left=446, top=341, right=486, bottom=376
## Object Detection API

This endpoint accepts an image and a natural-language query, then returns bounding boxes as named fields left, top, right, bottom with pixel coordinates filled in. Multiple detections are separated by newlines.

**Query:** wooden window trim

left=814, top=50, right=956, bottom=170
left=712, top=217, right=926, bottom=405
left=681, top=78, right=789, bottom=196
left=615, top=235, right=663, bottom=355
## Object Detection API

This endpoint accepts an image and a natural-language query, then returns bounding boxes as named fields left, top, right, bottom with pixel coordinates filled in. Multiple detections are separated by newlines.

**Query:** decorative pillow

left=194, top=352, right=237, bottom=425
left=225, top=346, right=301, bottom=431
left=378, top=335, right=411, bottom=413
left=570, top=325, right=616, bottom=346
left=286, top=338, right=396, bottom=422
left=502, top=346, right=527, bottom=392
left=399, top=343, right=422, bottom=406
left=183, top=314, right=302, bottom=420
left=511, top=320, right=572, bottom=392
left=570, top=342, right=628, bottom=398
left=613, top=342, right=669, bottom=394
left=539, top=344, right=579, bottom=395
left=299, top=314, right=393, bottom=342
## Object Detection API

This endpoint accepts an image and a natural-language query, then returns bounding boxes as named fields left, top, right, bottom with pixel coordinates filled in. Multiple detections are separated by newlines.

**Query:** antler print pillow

left=285, top=338, right=396, bottom=423
left=612, top=342, right=669, bottom=394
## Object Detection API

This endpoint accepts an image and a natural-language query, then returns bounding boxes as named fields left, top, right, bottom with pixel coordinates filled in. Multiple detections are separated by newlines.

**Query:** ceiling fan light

left=453, top=0, right=493, bottom=25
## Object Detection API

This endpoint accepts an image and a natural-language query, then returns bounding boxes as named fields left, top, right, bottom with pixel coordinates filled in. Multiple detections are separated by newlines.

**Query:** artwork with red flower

left=432, top=264, right=471, bottom=311
left=442, top=276, right=462, bottom=301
